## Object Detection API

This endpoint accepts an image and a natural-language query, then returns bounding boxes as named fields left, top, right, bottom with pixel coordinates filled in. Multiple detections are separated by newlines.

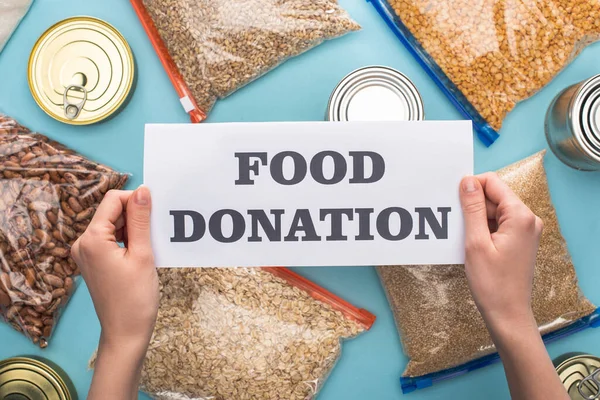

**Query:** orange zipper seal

left=130, top=0, right=206, bottom=123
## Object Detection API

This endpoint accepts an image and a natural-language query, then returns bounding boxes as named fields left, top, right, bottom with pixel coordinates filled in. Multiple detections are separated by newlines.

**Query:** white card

left=144, top=121, right=473, bottom=267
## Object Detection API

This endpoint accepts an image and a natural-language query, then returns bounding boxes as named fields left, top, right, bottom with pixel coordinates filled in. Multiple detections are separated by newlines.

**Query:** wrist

left=484, top=309, right=539, bottom=345
left=98, top=332, right=151, bottom=363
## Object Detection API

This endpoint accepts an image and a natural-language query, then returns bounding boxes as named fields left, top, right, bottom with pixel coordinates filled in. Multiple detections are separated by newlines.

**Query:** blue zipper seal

left=400, top=308, right=600, bottom=393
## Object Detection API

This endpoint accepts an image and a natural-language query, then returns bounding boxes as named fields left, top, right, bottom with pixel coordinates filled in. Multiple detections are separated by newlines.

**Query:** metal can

left=0, top=357, right=75, bottom=399
left=28, top=16, right=135, bottom=125
left=545, top=74, right=600, bottom=171
left=327, top=66, right=424, bottom=122
left=554, top=353, right=600, bottom=400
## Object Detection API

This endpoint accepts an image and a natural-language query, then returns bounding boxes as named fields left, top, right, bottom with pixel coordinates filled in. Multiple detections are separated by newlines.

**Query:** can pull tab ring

left=63, top=85, right=87, bottom=120
left=578, top=369, right=600, bottom=400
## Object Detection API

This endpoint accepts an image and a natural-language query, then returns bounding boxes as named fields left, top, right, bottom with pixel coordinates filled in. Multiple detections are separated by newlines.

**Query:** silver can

left=545, top=74, right=600, bottom=171
left=327, top=66, right=424, bottom=122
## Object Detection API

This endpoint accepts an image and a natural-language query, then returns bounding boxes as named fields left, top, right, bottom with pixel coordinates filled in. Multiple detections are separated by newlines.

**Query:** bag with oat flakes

left=91, top=267, right=375, bottom=400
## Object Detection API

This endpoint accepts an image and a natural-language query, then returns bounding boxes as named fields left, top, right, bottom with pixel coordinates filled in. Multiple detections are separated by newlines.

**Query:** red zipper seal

left=130, top=0, right=206, bottom=123
left=263, top=267, right=376, bottom=330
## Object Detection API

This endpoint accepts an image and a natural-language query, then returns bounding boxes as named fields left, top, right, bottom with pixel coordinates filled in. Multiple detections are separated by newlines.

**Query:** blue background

left=0, top=0, right=599, bottom=399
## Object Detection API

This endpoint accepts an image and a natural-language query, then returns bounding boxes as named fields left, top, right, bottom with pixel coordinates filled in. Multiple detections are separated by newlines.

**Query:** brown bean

left=45, top=298, right=61, bottom=314
left=34, top=305, right=46, bottom=314
left=25, top=315, right=44, bottom=328
left=24, top=308, right=40, bottom=318
left=0, top=272, right=12, bottom=290
left=43, top=242, right=56, bottom=250
left=64, top=277, right=73, bottom=295
left=20, top=152, right=36, bottom=164
left=25, top=268, right=36, bottom=287
left=98, top=174, right=110, bottom=193
left=63, top=172, right=79, bottom=186
left=64, top=186, right=80, bottom=197
left=17, top=237, right=28, bottom=248
left=68, top=196, right=83, bottom=213
left=75, top=207, right=94, bottom=222
left=26, top=324, right=42, bottom=336
left=42, top=325, right=52, bottom=338
left=51, top=288, right=66, bottom=299
left=43, top=274, right=64, bottom=288
left=53, top=263, right=66, bottom=278
left=52, top=229, right=63, bottom=242
left=73, top=222, right=88, bottom=233
left=60, top=201, right=76, bottom=218
left=59, top=224, right=76, bottom=239
left=49, top=170, right=61, bottom=182
left=46, top=210, right=58, bottom=225
left=63, top=261, right=74, bottom=276
left=50, top=247, right=69, bottom=258
left=34, top=229, right=51, bottom=243
left=30, top=212, right=41, bottom=229
left=0, top=288, right=10, bottom=307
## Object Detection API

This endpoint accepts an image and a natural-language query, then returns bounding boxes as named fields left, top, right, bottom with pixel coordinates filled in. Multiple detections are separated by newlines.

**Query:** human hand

left=71, top=186, right=159, bottom=351
left=459, top=173, right=543, bottom=332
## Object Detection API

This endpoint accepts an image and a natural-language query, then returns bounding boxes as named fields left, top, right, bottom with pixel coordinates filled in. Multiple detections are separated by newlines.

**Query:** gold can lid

left=28, top=16, right=135, bottom=125
left=555, top=353, right=600, bottom=400
left=0, top=357, right=73, bottom=400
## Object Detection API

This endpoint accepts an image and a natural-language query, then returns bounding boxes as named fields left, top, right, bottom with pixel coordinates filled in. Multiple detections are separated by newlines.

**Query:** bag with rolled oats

left=91, top=267, right=375, bottom=400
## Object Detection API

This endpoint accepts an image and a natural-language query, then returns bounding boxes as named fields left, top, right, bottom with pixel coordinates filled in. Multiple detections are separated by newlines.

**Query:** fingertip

left=133, top=185, right=151, bottom=207
left=461, top=176, right=482, bottom=194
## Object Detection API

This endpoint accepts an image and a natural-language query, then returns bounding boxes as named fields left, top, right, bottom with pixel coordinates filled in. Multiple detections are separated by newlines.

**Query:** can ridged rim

left=327, top=65, right=424, bottom=122
left=28, top=16, right=135, bottom=126
left=572, top=74, right=600, bottom=161
left=0, top=357, right=72, bottom=400
left=554, top=353, right=600, bottom=399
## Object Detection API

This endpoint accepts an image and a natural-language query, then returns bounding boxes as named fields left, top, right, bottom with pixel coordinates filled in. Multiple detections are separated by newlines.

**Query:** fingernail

left=134, top=185, right=150, bottom=205
left=463, top=177, right=478, bottom=193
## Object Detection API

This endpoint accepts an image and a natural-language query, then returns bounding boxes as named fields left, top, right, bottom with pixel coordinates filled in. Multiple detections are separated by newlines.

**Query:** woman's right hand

left=459, top=173, right=543, bottom=331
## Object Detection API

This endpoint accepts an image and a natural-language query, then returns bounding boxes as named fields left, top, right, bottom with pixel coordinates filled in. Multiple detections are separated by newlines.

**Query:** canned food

left=545, top=74, right=600, bottom=171
left=554, top=353, right=600, bottom=400
left=0, top=357, right=75, bottom=399
left=327, top=66, right=424, bottom=122
left=28, top=17, right=135, bottom=125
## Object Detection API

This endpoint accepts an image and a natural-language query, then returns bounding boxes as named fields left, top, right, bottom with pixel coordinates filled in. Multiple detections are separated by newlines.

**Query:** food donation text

left=169, top=151, right=451, bottom=243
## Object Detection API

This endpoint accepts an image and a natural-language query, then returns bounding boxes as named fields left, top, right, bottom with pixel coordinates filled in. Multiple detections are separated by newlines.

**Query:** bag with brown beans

left=0, top=114, right=128, bottom=347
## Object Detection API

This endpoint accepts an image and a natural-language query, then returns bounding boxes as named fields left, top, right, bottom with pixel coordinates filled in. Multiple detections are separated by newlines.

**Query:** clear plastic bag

left=378, top=151, right=599, bottom=392
left=130, top=0, right=360, bottom=122
left=116, top=267, right=374, bottom=400
left=0, top=114, right=129, bottom=347
left=0, top=0, right=33, bottom=53
left=369, top=0, right=600, bottom=145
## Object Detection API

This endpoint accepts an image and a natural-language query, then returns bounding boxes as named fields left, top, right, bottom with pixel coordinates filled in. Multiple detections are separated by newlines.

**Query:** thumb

left=125, top=185, right=153, bottom=260
left=460, top=176, right=492, bottom=251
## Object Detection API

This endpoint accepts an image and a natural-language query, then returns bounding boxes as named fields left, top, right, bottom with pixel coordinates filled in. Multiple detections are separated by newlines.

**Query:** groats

left=327, top=66, right=424, bottom=121
left=546, top=74, right=600, bottom=171
left=28, top=17, right=135, bottom=125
